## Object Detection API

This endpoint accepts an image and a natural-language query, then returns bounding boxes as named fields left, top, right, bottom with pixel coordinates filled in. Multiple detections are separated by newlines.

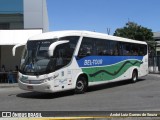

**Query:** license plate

left=27, top=86, right=33, bottom=89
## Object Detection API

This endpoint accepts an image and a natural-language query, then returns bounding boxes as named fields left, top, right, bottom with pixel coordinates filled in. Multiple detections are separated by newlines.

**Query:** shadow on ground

left=16, top=78, right=146, bottom=99
left=87, top=78, right=145, bottom=92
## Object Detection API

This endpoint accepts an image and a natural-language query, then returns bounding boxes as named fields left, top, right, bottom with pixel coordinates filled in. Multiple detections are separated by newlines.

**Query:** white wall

left=0, top=29, right=42, bottom=45
left=42, top=0, right=49, bottom=32
left=23, top=0, right=49, bottom=32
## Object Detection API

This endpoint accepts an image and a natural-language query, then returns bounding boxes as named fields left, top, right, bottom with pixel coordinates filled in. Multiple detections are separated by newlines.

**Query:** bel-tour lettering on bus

left=84, top=59, right=103, bottom=66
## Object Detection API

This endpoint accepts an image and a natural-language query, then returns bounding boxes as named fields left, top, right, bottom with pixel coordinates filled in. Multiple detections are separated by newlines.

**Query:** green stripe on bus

left=82, top=60, right=143, bottom=82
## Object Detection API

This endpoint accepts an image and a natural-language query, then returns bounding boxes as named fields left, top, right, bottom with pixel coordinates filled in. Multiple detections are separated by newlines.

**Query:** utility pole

left=107, top=28, right=110, bottom=35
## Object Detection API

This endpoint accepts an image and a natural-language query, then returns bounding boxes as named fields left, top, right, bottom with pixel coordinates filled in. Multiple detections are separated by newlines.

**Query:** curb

left=0, top=83, right=18, bottom=88
left=148, top=74, right=160, bottom=78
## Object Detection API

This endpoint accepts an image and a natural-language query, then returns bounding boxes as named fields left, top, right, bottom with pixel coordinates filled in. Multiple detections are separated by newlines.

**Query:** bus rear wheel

left=75, top=76, right=87, bottom=94
left=131, top=70, right=138, bottom=83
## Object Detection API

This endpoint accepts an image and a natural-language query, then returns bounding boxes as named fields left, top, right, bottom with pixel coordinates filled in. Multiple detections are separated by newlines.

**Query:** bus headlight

left=41, top=77, right=54, bottom=83
left=41, top=79, right=48, bottom=83
left=47, top=77, right=54, bottom=81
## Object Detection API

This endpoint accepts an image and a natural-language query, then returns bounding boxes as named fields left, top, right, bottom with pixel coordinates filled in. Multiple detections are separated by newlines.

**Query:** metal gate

left=149, top=56, right=160, bottom=73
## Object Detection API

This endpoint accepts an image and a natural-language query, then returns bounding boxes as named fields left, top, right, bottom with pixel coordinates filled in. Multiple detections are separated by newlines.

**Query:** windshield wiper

left=34, top=72, right=40, bottom=76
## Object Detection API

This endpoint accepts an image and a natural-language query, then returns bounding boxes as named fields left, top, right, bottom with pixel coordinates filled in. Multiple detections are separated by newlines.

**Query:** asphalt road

left=0, top=74, right=160, bottom=112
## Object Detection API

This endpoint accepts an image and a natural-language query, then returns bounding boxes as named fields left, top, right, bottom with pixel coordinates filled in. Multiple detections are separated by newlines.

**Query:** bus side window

left=50, top=43, right=71, bottom=70
left=131, top=44, right=138, bottom=56
left=122, top=43, right=131, bottom=56
left=138, top=44, right=147, bottom=56
left=109, top=41, right=119, bottom=56
left=95, top=39, right=110, bottom=56
left=78, top=37, right=94, bottom=58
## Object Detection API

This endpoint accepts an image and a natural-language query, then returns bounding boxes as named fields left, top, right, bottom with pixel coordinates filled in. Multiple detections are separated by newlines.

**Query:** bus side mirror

left=48, top=40, right=69, bottom=57
left=12, top=43, right=25, bottom=56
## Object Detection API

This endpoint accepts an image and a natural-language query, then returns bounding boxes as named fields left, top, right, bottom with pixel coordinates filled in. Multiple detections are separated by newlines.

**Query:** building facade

left=0, top=0, right=49, bottom=72
left=153, top=32, right=160, bottom=56
left=149, top=32, right=160, bottom=73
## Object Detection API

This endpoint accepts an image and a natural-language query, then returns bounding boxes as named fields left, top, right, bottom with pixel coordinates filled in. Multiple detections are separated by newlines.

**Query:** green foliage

left=114, top=22, right=154, bottom=42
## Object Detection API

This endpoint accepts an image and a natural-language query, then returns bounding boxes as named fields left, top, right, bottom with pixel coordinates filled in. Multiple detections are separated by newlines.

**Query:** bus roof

left=29, top=30, right=147, bottom=45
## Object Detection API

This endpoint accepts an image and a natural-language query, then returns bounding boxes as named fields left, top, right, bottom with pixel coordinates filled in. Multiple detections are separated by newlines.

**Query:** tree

left=114, top=22, right=156, bottom=56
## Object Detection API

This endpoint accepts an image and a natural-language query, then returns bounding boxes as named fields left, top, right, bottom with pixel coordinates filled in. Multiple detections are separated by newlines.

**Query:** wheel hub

left=77, top=81, right=84, bottom=90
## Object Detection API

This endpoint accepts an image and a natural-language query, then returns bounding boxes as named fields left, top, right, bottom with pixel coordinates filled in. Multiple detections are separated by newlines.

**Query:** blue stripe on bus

left=76, top=56, right=143, bottom=67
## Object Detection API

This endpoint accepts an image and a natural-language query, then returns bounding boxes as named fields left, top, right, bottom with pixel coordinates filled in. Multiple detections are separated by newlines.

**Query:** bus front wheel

left=131, top=70, right=138, bottom=83
left=75, top=76, right=87, bottom=94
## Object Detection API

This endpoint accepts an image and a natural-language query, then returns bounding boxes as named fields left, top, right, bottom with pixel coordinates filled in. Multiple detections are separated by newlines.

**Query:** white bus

left=13, top=30, right=148, bottom=93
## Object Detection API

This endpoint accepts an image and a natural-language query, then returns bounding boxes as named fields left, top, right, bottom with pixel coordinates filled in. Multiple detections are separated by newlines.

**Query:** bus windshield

left=20, top=39, right=57, bottom=75
left=19, top=36, right=79, bottom=75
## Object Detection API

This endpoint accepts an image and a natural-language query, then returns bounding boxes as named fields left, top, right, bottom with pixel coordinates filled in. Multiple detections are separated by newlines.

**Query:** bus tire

left=131, top=70, right=138, bottom=83
left=75, top=76, right=87, bottom=94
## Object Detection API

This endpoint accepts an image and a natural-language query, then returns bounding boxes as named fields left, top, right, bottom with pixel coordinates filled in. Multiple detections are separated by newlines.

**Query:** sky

left=47, top=0, right=160, bottom=35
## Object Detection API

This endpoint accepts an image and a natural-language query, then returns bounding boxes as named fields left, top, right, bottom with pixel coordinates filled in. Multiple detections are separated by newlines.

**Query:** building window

left=0, top=23, right=10, bottom=29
